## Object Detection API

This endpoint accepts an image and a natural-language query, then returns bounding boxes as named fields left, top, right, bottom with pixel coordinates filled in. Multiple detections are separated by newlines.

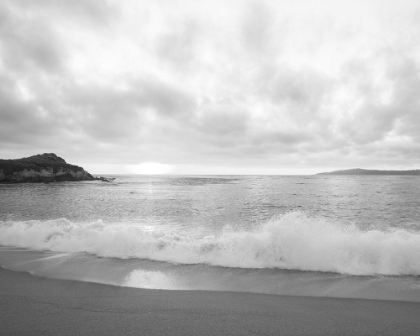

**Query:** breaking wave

left=1, top=211, right=420, bottom=276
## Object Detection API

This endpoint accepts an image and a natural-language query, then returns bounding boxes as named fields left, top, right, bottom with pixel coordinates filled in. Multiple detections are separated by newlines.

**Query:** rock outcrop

left=0, top=153, right=103, bottom=183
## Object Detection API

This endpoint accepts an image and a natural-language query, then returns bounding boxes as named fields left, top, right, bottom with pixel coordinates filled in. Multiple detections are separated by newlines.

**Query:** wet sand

left=1, top=267, right=420, bottom=335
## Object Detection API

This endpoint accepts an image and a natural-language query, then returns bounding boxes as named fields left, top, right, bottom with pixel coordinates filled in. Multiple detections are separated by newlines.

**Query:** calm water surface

left=2, top=175, right=420, bottom=229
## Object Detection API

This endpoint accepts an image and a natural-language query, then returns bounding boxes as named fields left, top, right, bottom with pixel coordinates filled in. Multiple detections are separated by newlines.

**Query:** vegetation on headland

left=317, top=168, right=420, bottom=175
left=0, top=153, right=113, bottom=183
left=0, top=153, right=84, bottom=174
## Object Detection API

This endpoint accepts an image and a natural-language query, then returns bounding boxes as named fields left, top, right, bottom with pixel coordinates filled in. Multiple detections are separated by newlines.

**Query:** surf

left=1, top=211, right=420, bottom=276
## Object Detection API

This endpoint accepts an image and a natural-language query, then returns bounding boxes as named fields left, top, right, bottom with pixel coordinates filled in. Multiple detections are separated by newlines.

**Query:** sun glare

left=125, top=162, right=173, bottom=175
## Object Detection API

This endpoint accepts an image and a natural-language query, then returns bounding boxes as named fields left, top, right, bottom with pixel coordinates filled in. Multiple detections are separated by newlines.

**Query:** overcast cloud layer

left=1, top=0, right=420, bottom=174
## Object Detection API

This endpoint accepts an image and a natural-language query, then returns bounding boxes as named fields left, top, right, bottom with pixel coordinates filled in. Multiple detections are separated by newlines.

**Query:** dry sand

left=1, top=267, right=420, bottom=335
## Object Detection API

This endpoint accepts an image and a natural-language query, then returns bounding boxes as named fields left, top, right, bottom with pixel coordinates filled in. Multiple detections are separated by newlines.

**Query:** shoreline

left=1, top=267, right=420, bottom=335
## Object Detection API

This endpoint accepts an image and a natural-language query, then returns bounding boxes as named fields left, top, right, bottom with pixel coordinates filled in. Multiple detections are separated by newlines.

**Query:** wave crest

left=1, top=212, right=420, bottom=276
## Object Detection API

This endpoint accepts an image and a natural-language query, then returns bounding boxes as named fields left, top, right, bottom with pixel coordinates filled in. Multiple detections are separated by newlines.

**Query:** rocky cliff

left=0, top=153, right=97, bottom=183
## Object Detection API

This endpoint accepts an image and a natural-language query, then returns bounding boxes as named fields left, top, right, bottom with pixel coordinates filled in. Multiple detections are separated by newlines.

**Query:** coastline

left=1, top=267, right=420, bottom=335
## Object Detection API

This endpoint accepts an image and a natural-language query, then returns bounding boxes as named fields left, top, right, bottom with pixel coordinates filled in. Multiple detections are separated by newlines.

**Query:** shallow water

left=1, top=175, right=420, bottom=301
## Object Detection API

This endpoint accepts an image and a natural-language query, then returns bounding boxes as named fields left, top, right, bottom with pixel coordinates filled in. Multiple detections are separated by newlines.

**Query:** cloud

left=0, top=3, right=62, bottom=73
left=0, top=74, right=58, bottom=145
left=12, top=0, right=117, bottom=25
left=241, top=1, right=273, bottom=55
left=1, top=0, right=420, bottom=172
left=155, top=20, right=200, bottom=68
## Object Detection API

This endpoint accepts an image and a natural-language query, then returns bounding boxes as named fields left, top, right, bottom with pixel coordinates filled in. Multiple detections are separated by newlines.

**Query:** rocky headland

left=0, top=153, right=113, bottom=183
left=318, top=168, right=420, bottom=175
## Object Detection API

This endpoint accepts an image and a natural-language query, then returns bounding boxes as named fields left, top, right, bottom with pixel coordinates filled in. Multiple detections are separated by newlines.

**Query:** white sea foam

left=1, top=212, right=420, bottom=276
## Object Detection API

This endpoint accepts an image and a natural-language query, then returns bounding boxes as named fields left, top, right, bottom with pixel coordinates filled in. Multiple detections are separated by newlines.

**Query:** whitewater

left=1, top=175, right=420, bottom=301
left=1, top=211, right=420, bottom=276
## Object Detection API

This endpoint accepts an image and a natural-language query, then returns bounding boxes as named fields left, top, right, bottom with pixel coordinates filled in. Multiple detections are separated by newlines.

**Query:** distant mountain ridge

left=318, top=168, right=420, bottom=175
left=0, top=153, right=100, bottom=183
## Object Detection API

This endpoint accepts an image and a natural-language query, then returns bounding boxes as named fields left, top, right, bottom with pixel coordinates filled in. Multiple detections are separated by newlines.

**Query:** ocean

left=1, top=175, right=420, bottom=302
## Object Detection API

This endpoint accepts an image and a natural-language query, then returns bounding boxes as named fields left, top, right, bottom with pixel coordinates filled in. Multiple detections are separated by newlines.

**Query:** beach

left=1, top=267, right=420, bottom=336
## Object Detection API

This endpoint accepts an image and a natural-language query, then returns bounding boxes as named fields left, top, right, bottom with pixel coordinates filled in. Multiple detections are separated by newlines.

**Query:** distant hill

left=0, top=153, right=98, bottom=183
left=317, top=168, right=420, bottom=175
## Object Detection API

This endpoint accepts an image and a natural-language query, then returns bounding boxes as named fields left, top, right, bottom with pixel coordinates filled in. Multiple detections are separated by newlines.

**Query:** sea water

left=1, top=175, right=420, bottom=301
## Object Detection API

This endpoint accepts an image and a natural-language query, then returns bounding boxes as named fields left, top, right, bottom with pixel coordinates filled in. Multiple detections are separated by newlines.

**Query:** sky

left=1, top=0, right=420, bottom=175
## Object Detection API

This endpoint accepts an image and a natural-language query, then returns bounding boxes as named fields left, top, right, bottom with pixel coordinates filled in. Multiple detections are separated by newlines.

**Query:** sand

left=1, top=267, right=420, bottom=335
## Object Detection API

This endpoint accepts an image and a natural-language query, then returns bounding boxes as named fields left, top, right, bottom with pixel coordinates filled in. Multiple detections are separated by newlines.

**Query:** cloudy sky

left=1, top=0, right=420, bottom=174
